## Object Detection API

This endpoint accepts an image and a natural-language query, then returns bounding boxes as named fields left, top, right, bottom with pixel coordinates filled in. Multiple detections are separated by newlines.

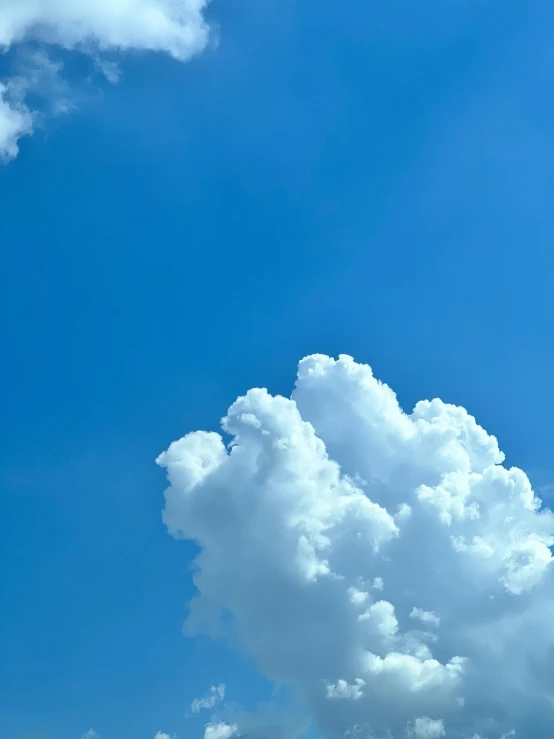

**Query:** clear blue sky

left=0, top=2, right=553, bottom=739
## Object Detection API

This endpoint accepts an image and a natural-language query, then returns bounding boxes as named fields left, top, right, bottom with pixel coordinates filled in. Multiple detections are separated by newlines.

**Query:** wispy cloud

left=0, top=0, right=212, bottom=160
left=192, top=684, right=226, bottom=714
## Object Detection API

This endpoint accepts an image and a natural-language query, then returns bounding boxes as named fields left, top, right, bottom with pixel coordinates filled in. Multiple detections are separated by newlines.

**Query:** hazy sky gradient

left=0, top=1, right=552, bottom=738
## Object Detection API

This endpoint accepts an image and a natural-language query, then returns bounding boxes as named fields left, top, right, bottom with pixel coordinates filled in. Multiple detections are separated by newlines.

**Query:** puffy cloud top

left=158, top=354, right=554, bottom=739
left=204, top=723, right=238, bottom=739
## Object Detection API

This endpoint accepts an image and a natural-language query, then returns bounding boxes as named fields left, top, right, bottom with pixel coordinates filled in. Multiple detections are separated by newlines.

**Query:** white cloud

left=93, top=57, right=122, bottom=85
left=407, top=717, right=445, bottom=739
left=80, top=731, right=98, bottom=739
left=326, top=678, right=365, bottom=701
left=0, top=0, right=208, bottom=58
left=158, top=354, right=554, bottom=739
left=192, top=683, right=226, bottom=713
left=0, top=0, right=210, bottom=160
left=372, top=576, right=384, bottom=591
left=409, top=608, right=440, bottom=628
left=0, top=82, right=32, bottom=160
left=204, top=722, right=237, bottom=739
left=0, top=47, right=75, bottom=159
left=154, top=732, right=172, bottom=739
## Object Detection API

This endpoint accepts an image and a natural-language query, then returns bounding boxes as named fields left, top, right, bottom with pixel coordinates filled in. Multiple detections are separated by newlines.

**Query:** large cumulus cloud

left=0, top=0, right=210, bottom=159
left=157, top=354, right=554, bottom=739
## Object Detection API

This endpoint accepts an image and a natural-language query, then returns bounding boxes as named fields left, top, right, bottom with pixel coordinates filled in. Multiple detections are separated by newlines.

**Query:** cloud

left=409, top=608, right=440, bottom=628
left=80, top=731, right=98, bottom=739
left=327, top=679, right=365, bottom=701
left=407, top=717, right=445, bottom=739
left=204, top=723, right=237, bottom=739
left=0, top=82, right=32, bottom=160
left=154, top=732, right=172, bottom=739
left=0, top=47, right=76, bottom=159
left=0, top=0, right=209, bottom=58
left=158, top=354, right=554, bottom=739
left=0, top=0, right=210, bottom=160
left=192, top=684, right=226, bottom=713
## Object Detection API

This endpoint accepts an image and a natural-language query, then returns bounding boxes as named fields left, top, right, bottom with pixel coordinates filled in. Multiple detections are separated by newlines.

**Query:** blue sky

left=1, top=2, right=553, bottom=739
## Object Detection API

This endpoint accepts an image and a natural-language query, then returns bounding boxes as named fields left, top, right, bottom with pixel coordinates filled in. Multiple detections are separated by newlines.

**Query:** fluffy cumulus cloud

left=157, top=354, right=554, bottom=739
left=204, top=723, right=238, bottom=739
left=0, top=0, right=210, bottom=159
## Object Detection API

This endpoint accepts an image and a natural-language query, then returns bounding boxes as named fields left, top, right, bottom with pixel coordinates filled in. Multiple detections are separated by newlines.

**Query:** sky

left=0, top=1, right=553, bottom=739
